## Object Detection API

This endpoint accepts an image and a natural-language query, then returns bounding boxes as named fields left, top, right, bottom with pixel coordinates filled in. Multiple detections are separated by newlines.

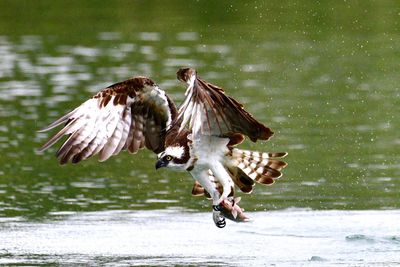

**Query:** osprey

left=38, top=68, right=287, bottom=228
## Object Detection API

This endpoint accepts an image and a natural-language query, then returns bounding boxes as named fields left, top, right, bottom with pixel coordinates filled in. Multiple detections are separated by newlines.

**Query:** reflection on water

left=0, top=1, right=399, bottom=220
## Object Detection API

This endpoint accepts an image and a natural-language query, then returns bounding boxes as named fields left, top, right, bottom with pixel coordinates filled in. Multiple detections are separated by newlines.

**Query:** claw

left=212, top=210, right=226, bottom=228
left=216, top=218, right=226, bottom=228
left=212, top=204, right=221, bottom=211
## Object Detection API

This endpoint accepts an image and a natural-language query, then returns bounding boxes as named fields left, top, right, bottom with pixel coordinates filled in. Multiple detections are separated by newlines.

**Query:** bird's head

left=156, top=144, right=189, bottom=171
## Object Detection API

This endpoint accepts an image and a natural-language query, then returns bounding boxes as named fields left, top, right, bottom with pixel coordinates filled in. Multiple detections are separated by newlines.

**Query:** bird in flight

left=38, top=68, right=287, bottom=228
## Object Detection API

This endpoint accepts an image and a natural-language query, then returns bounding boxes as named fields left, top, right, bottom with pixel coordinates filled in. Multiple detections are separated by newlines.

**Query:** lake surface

left=1, top=209, right=400, bottom=266
left=0, top=1, right=399, bottom=265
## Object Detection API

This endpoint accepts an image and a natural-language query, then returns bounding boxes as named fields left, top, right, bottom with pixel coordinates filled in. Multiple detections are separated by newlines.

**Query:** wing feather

left=37, top=109, right=77, bottom=133
left=39, top=77, right=177, bottom=164
left=129, top=114, right=145, bottom=153
left=70, top=126, right=98, bottom=163
left=176, top=68, right=273, bottom=142
left=73, top=128, right=103, bottom=163
left=38, top=116, right=79, bottom=152
left=98, top=105, right=126, bottom=161
left=112, top=106, right=131, bottom=155
left=179, top=96, right=194, bottom=133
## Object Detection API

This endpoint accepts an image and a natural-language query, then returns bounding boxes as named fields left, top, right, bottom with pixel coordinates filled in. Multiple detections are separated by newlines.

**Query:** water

left=0, top=1, right=399, bottom=265
left=1, top=209, right=399, bottom=266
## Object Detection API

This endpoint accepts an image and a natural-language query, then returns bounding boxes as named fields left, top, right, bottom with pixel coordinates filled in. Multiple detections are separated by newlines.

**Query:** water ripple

left=176, top=32, right=198, bottom=41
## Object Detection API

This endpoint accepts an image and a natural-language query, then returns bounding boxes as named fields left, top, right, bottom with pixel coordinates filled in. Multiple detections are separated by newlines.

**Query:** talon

left=212, top=204, right=221, bottom=211
left=212, top=209, right=226, bottom=228
left=216, top=217, right=226, bottom=228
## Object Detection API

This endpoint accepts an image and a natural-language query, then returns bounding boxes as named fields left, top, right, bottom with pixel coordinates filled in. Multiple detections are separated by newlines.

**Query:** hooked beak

left=155, top=159, right=168, bottom=170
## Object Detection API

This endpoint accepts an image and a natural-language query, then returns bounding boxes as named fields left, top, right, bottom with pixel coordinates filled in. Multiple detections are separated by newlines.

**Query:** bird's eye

left=165, top=155, right=173, bottom=161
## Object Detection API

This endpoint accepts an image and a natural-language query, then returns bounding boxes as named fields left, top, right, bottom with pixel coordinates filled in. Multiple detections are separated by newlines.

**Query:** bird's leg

left=189, top=168, right=226, bottom=228
left=209, top=163, right=233, bottom=205
left=203, top=177, right=226, bottom=228
left=208, top=162, right=251, bottom=224
left=212, top=207, right=226, bottom=228
left=209, top=188, right=226, bottom=228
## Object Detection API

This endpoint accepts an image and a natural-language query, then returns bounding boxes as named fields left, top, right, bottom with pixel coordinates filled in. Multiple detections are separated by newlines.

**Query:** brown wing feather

left=38, top=76, right=177, bottom=164
left=176, top=68, right=273, bottom=142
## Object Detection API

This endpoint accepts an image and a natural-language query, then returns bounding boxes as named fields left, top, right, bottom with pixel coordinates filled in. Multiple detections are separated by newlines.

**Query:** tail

left=191, top=148, right=287, bottom=197
left=226, top=148, right=288, bottom=193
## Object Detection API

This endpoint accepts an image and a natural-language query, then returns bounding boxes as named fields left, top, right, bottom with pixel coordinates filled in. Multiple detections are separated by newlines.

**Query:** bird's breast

left=190, top=135, right=230, bottom=166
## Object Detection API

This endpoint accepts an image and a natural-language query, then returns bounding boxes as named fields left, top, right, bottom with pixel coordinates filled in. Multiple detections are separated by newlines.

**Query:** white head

left=156, top=145, right=189, bottom=171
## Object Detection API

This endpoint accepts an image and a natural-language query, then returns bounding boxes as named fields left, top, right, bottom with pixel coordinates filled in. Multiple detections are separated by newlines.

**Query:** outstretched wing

left=176, top=68, right=273, bottom=142
left=38, top=77, right=177, bottom=164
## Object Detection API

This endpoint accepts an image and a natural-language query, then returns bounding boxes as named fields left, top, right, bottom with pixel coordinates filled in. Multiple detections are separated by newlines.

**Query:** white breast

left=191, top=135, right=229, bottom=165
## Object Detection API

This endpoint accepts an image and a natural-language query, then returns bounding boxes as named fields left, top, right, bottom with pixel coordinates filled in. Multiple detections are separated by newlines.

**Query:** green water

left=0, top=1, right=399, bottom=219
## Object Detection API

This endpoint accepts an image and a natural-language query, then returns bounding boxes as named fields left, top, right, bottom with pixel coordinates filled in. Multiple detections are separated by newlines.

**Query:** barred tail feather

left=191, top=149, right=287, bottom=198
left=228, top=148, right=287, bottom=192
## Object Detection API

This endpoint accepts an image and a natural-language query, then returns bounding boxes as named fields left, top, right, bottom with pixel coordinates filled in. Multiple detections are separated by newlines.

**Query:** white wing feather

left=39, top=77, right=175, bottom=164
